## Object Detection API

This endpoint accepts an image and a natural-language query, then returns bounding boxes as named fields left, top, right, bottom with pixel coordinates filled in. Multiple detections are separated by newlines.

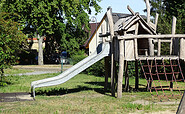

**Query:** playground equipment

left=31, top=42, right=110, bottom=97
left=31, top=0, right=185, bottom=99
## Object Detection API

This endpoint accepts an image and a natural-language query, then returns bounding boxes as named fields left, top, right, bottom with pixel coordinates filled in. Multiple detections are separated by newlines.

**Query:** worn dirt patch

left=132, top=100, right=151, bottom=105
left=0, top=92, right=34, bottom=102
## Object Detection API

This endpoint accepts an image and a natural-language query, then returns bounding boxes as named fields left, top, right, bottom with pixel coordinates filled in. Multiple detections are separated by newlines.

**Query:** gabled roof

left=114, top=13, right=156, bottom=35
left=83, top=12, right=154, bottom=49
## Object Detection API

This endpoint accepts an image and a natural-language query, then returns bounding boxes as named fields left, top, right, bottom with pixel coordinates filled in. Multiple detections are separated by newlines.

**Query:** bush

left=84, top=59, right=105, bottom=76
left=71, top=50, right=87, bottom=65
left=71, top=51, right=105, bottom=76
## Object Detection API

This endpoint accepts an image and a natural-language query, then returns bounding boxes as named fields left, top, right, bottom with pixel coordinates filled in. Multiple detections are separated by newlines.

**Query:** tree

left=0, top=13, right=26, bottom=83
left=150, top=0, right=185, bottom=34
left=1, top=0, right=102, bottom=64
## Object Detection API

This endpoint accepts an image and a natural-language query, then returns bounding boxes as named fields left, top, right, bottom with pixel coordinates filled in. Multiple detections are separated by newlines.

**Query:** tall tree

left=1, top=0, right=102, bottom=64
left=0, top=13, right=26, bottom=80
left=150, top=0, right=185, bottom=34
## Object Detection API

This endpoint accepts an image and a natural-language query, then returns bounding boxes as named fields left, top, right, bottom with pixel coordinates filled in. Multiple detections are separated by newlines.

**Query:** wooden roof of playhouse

left=83, top=6, right=157, bottom=49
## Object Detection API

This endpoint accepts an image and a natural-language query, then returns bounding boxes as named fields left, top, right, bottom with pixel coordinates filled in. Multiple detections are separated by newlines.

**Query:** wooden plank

left=138, top=20, right=153, bottom=35
left=125, top=40, right=135, bottom=60
left=125, top=17, right=140, bottom=30
left=117, top=39, right=124, bottom=98
left=138, top=56, right=179, bottom=60
left=149, top=22, right=155, bottom=30
left=122, top=15, right=137, bottom=30
left=118, top=34, right=185, bottom=40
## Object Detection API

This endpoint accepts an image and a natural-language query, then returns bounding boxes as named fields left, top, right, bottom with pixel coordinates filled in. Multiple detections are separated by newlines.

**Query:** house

left=83, top=8, right=148, bottom=56
left=27, top=37, right=46, bottom=50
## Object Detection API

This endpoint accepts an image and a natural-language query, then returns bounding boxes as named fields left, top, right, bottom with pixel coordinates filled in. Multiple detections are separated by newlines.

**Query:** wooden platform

left=137, top=56, right=179, bottom=60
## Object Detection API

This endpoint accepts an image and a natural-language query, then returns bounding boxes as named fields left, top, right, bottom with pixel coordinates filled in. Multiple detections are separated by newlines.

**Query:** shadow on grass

left=35, top=81, right=183, bottom=97
left=35, top=85, right=107, bottom=96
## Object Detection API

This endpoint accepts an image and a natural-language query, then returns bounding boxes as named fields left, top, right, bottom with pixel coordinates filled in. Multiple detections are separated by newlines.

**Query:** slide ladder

left=31, top=42, right=110, bottom=98
left=139, top=58, right=185, bottom=100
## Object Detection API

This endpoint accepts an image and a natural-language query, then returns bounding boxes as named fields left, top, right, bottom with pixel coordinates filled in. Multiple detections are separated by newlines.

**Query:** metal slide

left=31, top=42, right=110, bottom=98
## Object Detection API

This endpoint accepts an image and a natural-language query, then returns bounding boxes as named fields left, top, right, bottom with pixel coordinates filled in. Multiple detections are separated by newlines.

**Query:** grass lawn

left=4, top=68, right=33, bottom=75
left=0, top=72, right=183, bottom=113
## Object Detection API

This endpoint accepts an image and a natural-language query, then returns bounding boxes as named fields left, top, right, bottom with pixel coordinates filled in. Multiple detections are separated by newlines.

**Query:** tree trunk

left=38, top=34, right=44, bottom=65
left=0, top=68, right=4, bottom=81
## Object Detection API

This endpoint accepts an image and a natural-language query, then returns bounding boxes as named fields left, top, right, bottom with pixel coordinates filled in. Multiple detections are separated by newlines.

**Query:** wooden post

left=117, top=39, right=124, bottom=98
left=134, top=22, right=139, bottom=90
left=177, top=91, right=185, bottom=114
left=106, top=7, right=114, bottom=41
left=180, top=38, right=185, bottom=60
left=171, top=16, right=178, bottom=55
left=111, top=41, right=115, bottom=97
left=124, top=61, right=129, bottom=92
left=104, top=56, right=110, bottom=91
left=154, top=13, right=159, bottom=31
left=157, top=39, right=161, bottom=56
left=135, top=60, right=139, bottom=90
left=145, top=0, right=151, bottom=23
left=149, top=38, right=154, bottom=56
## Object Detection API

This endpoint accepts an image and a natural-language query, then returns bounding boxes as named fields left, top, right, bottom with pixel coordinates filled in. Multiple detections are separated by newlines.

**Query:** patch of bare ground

left=129, top=110, right=176, bottom=114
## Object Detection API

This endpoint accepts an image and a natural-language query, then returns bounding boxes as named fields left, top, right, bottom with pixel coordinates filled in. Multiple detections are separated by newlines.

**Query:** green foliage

left=150, top=0, right=185, bottom=34
left=70, top=50, right=104, bottom=76
left=71, top=50, right=87, bottom=65
left=150, top=0, right=185, bottom=55
left=0, top=12, right=26, bottom=78
left=1, top=0, right=102, bottom=56
left=85, top=59, right=105, bottom=76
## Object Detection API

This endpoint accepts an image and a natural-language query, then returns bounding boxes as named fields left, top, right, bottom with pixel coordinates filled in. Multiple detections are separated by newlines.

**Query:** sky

left=89, top=0, right=146, bottom=22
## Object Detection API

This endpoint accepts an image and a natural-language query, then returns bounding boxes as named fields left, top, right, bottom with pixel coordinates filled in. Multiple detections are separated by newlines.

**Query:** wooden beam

left=180, top=38, right=185, bottom=60
left=111, top=41, right=115, bottom=97
left=155, top=13, right=159, bottom=31
left=106, top=8, right=114, bottom=40
left=127, top=5, right=135, bottom=15
left=124, top=61, right=129, bottom=92
left=145, top=0, right=151, bottom=23
left=118, top=34, right=185, bottom=40
left=138, top=56, right=179, bottom=60
left=135, top=60, right=139, bottom=90
left=176, top=90, right=185, bottom=114
left=117, top=39, right=124, bottom=98
left=134, top=22, right=139, bottom=59
left=171, top=16, right=179, bottom=55
left=157, top=39, right=161, bottom=56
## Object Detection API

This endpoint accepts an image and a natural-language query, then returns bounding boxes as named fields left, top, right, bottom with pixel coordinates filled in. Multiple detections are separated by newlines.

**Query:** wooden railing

left=117, top=34, right=185, bottom=60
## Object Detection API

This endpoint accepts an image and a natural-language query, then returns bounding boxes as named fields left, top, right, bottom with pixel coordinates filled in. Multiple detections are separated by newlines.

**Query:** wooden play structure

left=31, top=0, right=185, bottom=102
left=102, top=0, right=185, bottom=98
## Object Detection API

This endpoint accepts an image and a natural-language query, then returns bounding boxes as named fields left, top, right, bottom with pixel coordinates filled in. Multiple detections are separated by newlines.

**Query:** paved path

left=0, top=92, right=33, bottom=102
left=5, top=65, right=72, bottom=76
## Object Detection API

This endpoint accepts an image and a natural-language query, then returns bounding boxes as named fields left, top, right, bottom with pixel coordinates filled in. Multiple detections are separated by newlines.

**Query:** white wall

left=89, top=18, right=110, bottom=55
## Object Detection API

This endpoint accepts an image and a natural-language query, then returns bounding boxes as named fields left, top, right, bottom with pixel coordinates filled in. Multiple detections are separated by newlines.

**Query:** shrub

left=71, top=51, right=105, bottom=76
